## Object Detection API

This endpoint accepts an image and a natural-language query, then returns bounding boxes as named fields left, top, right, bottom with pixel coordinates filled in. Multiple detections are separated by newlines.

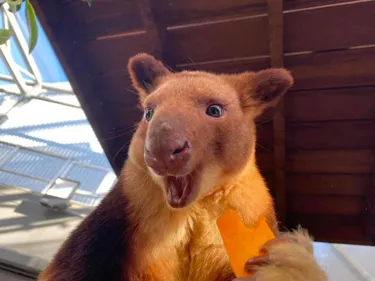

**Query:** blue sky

left=0, top=4, right=68, bottom=83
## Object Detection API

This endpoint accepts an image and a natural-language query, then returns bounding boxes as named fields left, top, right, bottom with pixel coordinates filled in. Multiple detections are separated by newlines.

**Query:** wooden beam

left=267, top=0, right=287, bottom=224
left=365, top=164, right=375, bottom=241
left=267, top=0, right=284, bottom=67
left=136, top=0, right=166, bottom=61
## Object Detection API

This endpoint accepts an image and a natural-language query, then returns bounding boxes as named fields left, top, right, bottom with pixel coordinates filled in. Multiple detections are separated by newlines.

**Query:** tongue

left=167, top=176, right=191, bottom=208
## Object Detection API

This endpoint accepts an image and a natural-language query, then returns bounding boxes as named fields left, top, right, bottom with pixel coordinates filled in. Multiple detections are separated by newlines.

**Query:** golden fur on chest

left=122, top=157, right=276, bottom=281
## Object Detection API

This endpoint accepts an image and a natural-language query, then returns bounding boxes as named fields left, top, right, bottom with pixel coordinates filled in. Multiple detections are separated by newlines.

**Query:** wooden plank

left=165, top=16, right=269, bottom=64
left=78, top=32, right=153, bottom=75
left=267, top=0, right=284, bottom=68
left=267, top=0, right=286, bottom=224
left=285, top=47, right=375, bottom=90
left=286, top=121, right=375, bottom=150
left=97, top=113, right=141, bottom=170
left=173, top=47, right=375, bottom=90
left=176, top=57, right=270, bottom=73
left=98, top=99, right=142, bottom=129
left=285, top=87, right=375, bottom=122
left=288, top=174, right=372, bottom=196
left=284, top=1, right=375, bottom=52
left=93, top=74, right=135, bottom=103
left=287, top=150, right=375, bottom=174
left=65, top=0, right=369, bottom=41
left=366, top=124, right=375, bottom=238
left=288, top=214, right=369, bottom=244
left=256, top=152, right=274, bottom=173
left=289, top=195, right=365, bottom=215
left=153, top=0, right=267, bottom=25
left=151, top=0, right=357, bottom=26
left=136, top=0, right=166, bottom=60
left=256, top=123, right=274, bottom=153
left=66, top=0, right=143, bottom=39
left=255, top=107, right=279, bottom=126
left=95, top=99, right=142, bottom=159
left=262, top=173, right=275, bottom=198
left=67, top=0, right=139, bottom=22
left=284, top=0, right=360, bottom=11
left=365, top=213, right=375, bottom=238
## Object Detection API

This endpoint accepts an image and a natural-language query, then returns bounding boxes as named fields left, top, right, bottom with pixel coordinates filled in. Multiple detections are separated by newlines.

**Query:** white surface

left=314, top=242, right=375, bottom=281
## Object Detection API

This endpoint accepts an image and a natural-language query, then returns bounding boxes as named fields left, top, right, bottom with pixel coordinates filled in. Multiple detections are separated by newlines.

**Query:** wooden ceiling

left=32, top=0, right=375, bottom=245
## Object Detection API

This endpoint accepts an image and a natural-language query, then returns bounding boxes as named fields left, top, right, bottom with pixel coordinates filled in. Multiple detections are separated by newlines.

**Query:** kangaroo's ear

left=225, top=68, right=294, bottom=117
left=128, top=53, right=171, bottom=98
left=250, top=68, right=294, bottom=107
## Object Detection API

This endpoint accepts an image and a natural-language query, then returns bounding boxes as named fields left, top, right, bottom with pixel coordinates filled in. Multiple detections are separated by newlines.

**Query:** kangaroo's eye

left=144, top=108, right=154, bottom=121
left=206, top=104, right=224, bottom=118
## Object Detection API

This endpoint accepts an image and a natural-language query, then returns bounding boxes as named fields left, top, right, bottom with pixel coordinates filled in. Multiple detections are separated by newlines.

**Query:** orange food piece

left=217, top=209, right=275, bottom=278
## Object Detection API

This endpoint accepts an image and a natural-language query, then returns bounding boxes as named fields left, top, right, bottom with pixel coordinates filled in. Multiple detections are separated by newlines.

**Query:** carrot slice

left=217, top=209, right=275, bottom=278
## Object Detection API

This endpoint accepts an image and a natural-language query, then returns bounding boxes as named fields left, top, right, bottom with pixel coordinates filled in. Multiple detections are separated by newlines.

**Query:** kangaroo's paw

left=243, top=228, right=327, bottom=281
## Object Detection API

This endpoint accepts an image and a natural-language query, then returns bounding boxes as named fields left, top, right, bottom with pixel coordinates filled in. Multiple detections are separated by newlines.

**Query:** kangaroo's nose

left=144, top=121, right=191, bottom=175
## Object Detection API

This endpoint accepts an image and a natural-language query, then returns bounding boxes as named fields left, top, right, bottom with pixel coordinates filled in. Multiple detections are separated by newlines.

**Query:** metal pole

left=2, top=3, right=42, bottom=84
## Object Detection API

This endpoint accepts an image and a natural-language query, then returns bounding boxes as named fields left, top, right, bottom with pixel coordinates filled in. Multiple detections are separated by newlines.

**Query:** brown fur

left=38, top=54, right=327, bottom=281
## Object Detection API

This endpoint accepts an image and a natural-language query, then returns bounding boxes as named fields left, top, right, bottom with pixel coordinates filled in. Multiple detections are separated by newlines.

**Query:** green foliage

left=0, top=0, right=38, bottom=53
left=8, top=0, right=23, bottom=13
left=8, top=3, right=22, bottom=13
left=6, top=0, right=23, bottom=5
left=0, top=29, right=12, bottom=44
left=25, top=0, right=37, bottom=53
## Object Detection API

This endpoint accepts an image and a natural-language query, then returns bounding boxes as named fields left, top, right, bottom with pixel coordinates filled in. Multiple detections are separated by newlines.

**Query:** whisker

left=107, top=123, right=138, bottom=134
left=255, top=142, right=272, bottom=153
left=255, top=115, right=277, bottom=126
left=187, top=56, right=195, bottom=64
left=112, top=140, right=132, bottom=162
left=242, top=104, right=257, bottom=110
left=165, top=64, right=176, bottom=73
left=102, top=128, right=136, bottom=141
left=126, top=87, right=138, bottom=95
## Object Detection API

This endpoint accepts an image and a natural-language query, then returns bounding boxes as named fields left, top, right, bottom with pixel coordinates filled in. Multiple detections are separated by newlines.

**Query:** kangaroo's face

left=127, top=54, right=293, bottom=209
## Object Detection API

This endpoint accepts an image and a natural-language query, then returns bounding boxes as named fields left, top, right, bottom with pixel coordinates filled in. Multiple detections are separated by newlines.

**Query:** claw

left=245, top=236, right=298, bottom=272
left=245, top=254, right=270, bottom=272
left=244, top=236, right=299, bottom=273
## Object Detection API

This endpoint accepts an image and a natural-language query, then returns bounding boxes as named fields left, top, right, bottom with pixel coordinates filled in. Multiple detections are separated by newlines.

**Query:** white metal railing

left=0, top=2, right=76, bottom=113
left=0, top=3, right=116, bottom=207
left=0, top=139, right=115, bottom=206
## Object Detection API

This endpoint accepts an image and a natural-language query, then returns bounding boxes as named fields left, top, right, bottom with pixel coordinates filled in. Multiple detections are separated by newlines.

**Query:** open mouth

left=166, top=173, right=197, bottom=208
